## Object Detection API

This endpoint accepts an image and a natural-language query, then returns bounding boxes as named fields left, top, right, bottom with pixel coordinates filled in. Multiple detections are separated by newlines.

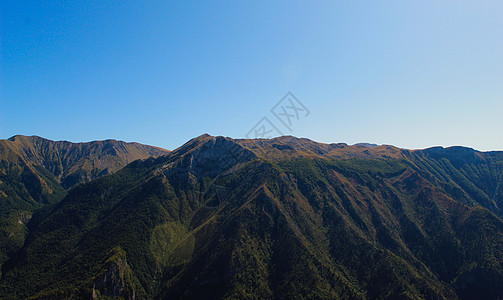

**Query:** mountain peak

left=8, top=134, right=49, bottom=142
left=164, top=134, right=256, bottom=178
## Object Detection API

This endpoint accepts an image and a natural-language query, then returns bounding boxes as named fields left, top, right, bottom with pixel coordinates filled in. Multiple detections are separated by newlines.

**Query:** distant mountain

left=353, top=143, right=379, bottom=148
left=0, top=135, right=169, bottom=278
left=1, top=134, right=502, bottom=299
left=1, top=135, right=169, bottom=189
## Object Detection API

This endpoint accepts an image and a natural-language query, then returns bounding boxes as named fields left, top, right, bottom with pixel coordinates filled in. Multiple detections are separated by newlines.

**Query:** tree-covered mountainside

left=0, top=135, right=169, bottom=278
left=1, top=134, right=502, bottom=299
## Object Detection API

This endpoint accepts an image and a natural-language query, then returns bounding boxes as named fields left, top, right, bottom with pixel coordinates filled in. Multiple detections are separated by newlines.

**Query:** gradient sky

left=1, top=1, right=502, bottom=151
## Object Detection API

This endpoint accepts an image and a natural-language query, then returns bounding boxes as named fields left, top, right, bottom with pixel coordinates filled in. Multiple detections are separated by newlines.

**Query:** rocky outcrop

left=162, top=135, right=256, bottom=178
left=91, top=247, right=136, bottom=300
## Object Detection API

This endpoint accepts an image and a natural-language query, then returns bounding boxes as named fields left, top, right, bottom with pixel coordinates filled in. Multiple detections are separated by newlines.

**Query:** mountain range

left=0, top=134, right=502, bottom=299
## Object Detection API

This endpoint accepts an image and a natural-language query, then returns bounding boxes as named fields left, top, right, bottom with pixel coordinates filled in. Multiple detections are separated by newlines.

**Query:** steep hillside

left=0, top=135, right=169, bottom=277
left=1, top=135, right=502, bottom=299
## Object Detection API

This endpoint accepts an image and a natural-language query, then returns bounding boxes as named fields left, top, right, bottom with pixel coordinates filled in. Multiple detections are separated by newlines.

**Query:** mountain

left=0, top=135, right=169, bottom=278
left=0, top=135, right=169, bottom=189
left=353, top=143, right=379, bottom=148
left=1, top=134, right=502, bottom=299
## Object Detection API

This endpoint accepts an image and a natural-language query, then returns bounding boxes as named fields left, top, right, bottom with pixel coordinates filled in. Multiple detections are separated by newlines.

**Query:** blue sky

left=1, top=1, right=502, bottom=150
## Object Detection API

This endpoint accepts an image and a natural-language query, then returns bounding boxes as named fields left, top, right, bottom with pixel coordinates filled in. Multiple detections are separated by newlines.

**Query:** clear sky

left=1, top=1, right=502, bottom=151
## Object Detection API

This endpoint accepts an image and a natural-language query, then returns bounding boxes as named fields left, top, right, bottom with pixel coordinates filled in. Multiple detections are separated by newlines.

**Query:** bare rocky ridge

left=162, top=135, right=256, bottom=178
left=91, top=247, right=136, bottom=300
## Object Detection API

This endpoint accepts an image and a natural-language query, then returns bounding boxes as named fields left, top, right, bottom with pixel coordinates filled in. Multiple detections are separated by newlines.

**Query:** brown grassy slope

left=0, top=135, right=169, bottom=189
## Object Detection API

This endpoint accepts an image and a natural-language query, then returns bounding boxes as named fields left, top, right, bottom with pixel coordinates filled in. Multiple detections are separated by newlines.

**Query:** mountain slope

left=1, top=135, right=168, bottom=189
left=1, top=135, right=502, bottom=299
left=0, top=135, right=169, bottom=278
